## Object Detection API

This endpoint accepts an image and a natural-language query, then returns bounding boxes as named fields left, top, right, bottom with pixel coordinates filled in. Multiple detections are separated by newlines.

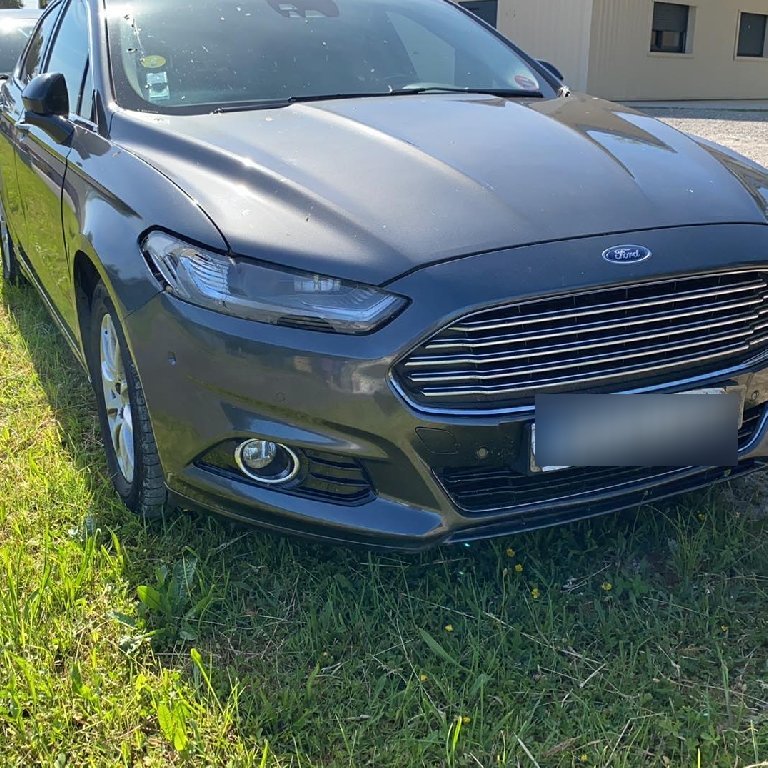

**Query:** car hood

left=112, top=93, right=768, bottom=285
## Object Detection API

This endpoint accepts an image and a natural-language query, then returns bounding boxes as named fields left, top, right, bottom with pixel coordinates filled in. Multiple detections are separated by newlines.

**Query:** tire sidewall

left=0, top=199, right=19, bottom=285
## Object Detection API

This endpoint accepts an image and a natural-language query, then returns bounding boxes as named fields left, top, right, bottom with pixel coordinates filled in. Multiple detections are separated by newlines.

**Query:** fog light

left=234, top=439, right=301, bottom=484
left=241, top=440, right=277, bottom=469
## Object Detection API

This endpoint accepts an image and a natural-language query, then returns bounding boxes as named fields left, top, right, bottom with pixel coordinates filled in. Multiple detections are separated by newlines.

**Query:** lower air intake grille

left=437, top=405, right=766, bottom=516
left=299, top=450, right=375, bottom=505
left=396, top=270, right=768, bottom=412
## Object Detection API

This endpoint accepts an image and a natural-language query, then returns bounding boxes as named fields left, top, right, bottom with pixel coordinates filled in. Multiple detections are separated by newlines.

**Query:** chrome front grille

left=395, top=270, right=768, bottom=412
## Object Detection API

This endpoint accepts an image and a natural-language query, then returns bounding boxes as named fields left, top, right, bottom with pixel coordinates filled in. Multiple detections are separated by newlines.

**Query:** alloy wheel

left=100, top=313, right=135, bottom=483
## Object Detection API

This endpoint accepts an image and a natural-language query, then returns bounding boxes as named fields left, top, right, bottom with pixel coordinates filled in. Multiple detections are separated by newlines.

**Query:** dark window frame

left=77, top=57, right=95, bottom=122
left=737, top=11, right=768, bottom=58
left=650, top=2, right=691, bottom=54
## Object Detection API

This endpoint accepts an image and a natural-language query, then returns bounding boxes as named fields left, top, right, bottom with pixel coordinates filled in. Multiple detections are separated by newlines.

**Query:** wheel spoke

left=110, top=411, right=123, bottom=436
left=100, top=324, right=119, bottom=385
left=104, top=387, right=121, bottom=414
left=118, top=409, right=135, bottom=480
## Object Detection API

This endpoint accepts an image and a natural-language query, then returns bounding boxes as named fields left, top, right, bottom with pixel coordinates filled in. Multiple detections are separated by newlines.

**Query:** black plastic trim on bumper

left=445, top=459, right=768, bottom=544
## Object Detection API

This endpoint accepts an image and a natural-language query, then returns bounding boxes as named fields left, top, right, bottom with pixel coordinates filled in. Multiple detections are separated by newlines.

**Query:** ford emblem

left=602, top=245, right=652, bottom=264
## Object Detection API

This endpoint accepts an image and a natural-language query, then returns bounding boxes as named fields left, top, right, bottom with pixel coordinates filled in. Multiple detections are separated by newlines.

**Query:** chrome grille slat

left=410, top=328, right=759, bottom=384
left=424, top=340, right=744, bottom=397
left=395, top=269, right=768, bottom=411
left=428, top=295, right=764, bottom=350
left=406, top=311, right=758, bottom=367
left=419, top=344, right=749, bottom=398
left=452, top=280, right=766, bottom=332
left=456, top=268, right=762, bottom=316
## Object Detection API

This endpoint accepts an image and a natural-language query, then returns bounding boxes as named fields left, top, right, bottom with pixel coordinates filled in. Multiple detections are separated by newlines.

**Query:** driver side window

left=44, top=0, right=90, bottom=116
left=18, top=2, right=63, bottom=85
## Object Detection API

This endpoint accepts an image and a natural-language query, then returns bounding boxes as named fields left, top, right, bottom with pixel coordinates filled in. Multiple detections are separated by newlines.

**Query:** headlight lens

left=143, top=232, right=407, bottom=334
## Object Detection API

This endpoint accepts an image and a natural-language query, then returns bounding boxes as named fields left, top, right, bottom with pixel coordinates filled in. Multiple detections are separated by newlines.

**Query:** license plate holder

left=528, top=386, right=744, bottom=473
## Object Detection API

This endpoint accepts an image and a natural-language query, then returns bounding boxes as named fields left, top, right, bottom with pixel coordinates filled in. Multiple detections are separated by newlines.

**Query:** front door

left=0, top=2, right=63, bottom=276
left=14, top=0, right=90, bottom=333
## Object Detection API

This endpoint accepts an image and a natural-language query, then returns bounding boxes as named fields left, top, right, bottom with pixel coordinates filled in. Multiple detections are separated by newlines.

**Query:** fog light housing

left=234, top=439, right=301, bottom=484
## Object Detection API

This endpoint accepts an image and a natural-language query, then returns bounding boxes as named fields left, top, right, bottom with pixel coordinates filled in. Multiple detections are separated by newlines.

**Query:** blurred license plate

left=530, top=388, right=742, bottom=472
left=529, top=424, right=568, bottom=473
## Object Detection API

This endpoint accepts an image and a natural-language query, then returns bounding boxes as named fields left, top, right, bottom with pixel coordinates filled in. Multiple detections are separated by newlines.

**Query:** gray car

left=2, top=0, right=768, bottom=550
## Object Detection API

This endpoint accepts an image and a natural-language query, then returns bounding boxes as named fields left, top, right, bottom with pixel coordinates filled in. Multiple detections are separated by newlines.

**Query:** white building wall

left=588, top=0, right=768, bottom=100
left=498, top=0, right=594, bottom=91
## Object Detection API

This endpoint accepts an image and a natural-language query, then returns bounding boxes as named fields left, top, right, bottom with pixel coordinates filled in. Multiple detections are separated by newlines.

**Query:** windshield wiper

left=282, top=87, right=546, bottom=100
left=390, top=86, right=545, bottom=98
left=211, top=94, right=390, bottom=112
left=211, top=87, right=545, bottom=113
left=212, top=99, right=295, bottom=113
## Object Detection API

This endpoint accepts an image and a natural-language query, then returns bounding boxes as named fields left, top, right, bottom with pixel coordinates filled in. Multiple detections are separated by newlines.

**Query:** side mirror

left=22, top=72, right=69, bottom=116
left=20, top=73, right=72, bottom=144
left=537, top=60, right=564, bottom=82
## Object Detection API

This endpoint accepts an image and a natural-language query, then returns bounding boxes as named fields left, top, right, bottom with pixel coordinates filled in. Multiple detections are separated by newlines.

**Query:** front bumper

left=124, top=225, right=768, bottom=550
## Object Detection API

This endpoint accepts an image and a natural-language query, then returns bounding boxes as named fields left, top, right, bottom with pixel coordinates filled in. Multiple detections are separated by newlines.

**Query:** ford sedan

left=3, top=0, right=768, bottom=549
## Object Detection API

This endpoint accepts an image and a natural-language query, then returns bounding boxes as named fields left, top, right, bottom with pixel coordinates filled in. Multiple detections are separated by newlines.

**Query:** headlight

left=142, top=232, right=407, bottom=334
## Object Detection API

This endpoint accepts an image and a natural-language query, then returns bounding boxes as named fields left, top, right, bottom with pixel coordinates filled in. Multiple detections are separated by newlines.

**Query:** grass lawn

left=2, top=279, right=768, bottom=767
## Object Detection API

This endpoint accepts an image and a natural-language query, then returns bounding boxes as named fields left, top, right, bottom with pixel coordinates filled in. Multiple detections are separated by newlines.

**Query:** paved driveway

left=641, top=107, right=768, bottom=167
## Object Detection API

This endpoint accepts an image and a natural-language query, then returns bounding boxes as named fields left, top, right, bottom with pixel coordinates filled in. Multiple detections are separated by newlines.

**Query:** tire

left=0, top=197, right=24, bottom=286
left=88, top=283, right=169, bottom=519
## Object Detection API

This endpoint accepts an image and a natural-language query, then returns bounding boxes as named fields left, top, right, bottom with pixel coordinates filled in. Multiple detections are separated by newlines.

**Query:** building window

left=459, top=0, right=498, bottom=28
left=650, top=2, right=691, bottom=53
left=737, top=12, right=768, bottom=57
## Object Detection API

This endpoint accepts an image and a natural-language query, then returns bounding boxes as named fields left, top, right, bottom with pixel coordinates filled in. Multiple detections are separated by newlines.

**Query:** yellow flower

left=419, top=673, right=428, bottom=682
left=601, top=581, right=613, bottom=592
left=721, top=624, right=729, bottom=633
left=505, top=547, right=516, bottom=558
left=531, top=587, right=540, bottom=599
left=462, top=715, right=471, bottom=724
left=514, top=563, right=524, bottom=573
left=444, top=624, right=454, bottom=633
left=579, top=754, right=589, bottom=763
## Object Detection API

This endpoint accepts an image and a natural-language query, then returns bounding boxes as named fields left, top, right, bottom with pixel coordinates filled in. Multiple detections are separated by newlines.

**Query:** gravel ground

left=641, top=107, right=768, bottom=167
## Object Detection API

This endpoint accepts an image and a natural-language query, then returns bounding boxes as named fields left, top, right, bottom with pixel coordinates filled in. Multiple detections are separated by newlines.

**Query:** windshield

left=105, top=0, right=554, bottom=113
left=0, top=16, right=39, bottom=74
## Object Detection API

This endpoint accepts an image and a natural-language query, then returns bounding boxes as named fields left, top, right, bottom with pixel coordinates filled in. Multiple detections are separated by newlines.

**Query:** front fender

left=63, top=123, right=229, bottom=354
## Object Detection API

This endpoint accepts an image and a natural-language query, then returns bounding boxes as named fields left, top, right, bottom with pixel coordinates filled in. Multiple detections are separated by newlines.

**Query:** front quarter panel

left=63, top=122, right=229, bottom=351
